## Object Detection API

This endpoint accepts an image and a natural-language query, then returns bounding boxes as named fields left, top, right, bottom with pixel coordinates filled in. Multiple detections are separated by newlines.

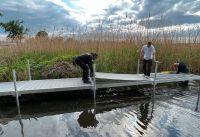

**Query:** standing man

left=141, top=42, right=156, bottom=78
left=74, top=52, right=98, bottom=84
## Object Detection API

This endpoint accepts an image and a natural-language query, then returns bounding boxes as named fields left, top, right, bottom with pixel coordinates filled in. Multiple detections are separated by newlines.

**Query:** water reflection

left=138, top=103, right=150, bottom=129
left=77, top=98, right=99, bottom=128
left=0, top=126, right=4, bottom=135
left=0, top=85, right=200, bottom=137
left=77, top=109, right=99, bottom=128
left=195, top=90, right=200, bottom=111
left=136, top=99, right=154, bottom=135
left=17, top=100, right=25, bottom=137
left=18, top=112, right=24, bottom=137
left=140, top=103, right=151, bottom=126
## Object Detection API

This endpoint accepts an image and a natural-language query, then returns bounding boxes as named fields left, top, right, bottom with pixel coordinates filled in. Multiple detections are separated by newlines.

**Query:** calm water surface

left=0, top=83, right=200, bottom=137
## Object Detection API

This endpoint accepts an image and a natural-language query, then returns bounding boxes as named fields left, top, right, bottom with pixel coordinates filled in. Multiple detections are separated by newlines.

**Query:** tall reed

left=0, top=23, right=199, bottom=82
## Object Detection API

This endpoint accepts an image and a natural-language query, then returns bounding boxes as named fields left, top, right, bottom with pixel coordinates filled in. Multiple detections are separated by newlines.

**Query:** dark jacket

left=177, top=62, right=189, bottom=74
left=75, top=54, right=94, bottom=73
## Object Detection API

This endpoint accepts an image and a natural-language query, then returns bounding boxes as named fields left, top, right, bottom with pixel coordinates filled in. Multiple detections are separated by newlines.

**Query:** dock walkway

left=0, top=72, right=200, bottom=97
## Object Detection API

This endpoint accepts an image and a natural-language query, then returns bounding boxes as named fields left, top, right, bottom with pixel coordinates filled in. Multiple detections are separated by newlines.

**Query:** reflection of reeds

left=0, top=23, right=200, bottom=81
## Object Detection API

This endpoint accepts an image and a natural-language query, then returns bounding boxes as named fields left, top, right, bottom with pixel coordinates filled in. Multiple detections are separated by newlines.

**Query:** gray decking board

left=0, top=73, right=200, bottom=97
left=0, top=78, right=92, bottom=96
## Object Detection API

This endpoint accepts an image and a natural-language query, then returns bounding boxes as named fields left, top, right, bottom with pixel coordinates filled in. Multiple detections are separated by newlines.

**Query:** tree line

left=0, top=12, right=48, bottom=41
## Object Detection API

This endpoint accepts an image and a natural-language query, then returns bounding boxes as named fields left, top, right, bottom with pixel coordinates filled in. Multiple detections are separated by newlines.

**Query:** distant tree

left=0, top=12, right=3, bottom=25
left=0, top=20, right=28, bottom=40
left=36, top=30, right=48, bottom=38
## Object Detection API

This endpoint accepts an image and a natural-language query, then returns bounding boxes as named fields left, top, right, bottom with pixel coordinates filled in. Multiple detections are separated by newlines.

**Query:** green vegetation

left=0, top=12, right=199, bottom=82
left=0, top=20, right=28, bottom=40
left=0, top=12, right=28, bottom=40
left=36, top=30, right=48, bottom=38
left=0, top=37, right=200, bottom=82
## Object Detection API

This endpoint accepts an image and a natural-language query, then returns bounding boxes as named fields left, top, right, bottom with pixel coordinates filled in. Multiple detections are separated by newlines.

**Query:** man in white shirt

left=140, top=42, right=156, bottom=77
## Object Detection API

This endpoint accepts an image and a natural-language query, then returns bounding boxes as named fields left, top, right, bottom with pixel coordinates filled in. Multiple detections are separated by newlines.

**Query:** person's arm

left=177, top=64, right=180, bottom=74
left=88, top=56, right=94, bottom=76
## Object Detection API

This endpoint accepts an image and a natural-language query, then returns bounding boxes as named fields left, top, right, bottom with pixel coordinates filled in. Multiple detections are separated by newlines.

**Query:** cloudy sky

left=0, top=0, right=200, bottom=35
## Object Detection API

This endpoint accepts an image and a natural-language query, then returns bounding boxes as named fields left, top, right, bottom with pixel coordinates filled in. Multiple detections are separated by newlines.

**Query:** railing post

left=12, top=69, right=21, bottom=113
left=137, top=58, right=140, bottom=74
left=137, top=50, right=140, bottom=74
left=92, top=64, right=96, bottom=100
left=152, top=61, right=159, bottom=97
left=27, top=60, right=31, bottom=81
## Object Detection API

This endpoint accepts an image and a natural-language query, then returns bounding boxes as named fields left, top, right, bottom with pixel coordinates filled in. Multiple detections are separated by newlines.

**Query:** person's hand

left=90, top=72, right=95, bottom=77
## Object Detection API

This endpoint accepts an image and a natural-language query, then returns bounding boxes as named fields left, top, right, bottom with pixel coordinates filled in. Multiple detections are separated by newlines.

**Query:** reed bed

left=0, top=27, right=200, bottom=82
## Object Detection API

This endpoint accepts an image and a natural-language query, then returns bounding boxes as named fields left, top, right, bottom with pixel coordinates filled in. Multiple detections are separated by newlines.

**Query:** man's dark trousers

left=143, top=59, right=152, bottom=76
left=75, top=59, right=89, bottom=81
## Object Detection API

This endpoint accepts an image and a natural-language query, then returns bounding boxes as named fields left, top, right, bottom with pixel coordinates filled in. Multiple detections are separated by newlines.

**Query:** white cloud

left=194, top=11, right=200, bottom=16
left=0, top=0, right=80, bottom=34
left=44, top=0, right=119, bottom=24
left=0, top=0, right=45, bottom=11
left=0, top=0, right=200, bottom=35
left=69, top=0, right=118, bottom=23
left=46, top=0, right=74, bottom=12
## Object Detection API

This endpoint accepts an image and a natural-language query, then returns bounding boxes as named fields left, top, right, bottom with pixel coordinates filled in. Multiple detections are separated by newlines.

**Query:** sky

left=0, top=0, right=200, bottom=35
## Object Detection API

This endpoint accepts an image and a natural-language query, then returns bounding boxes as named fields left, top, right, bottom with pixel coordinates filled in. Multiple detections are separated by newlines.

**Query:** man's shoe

left=83, top=80, right=92, bottom=84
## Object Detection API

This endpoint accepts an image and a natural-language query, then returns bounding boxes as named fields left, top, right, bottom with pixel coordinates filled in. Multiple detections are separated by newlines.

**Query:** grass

left=0, top=31, right=200, bottom=82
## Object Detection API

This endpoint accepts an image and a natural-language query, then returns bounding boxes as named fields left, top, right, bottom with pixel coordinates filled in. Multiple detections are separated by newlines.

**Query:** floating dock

left=0, top=72, right=200, bottom=97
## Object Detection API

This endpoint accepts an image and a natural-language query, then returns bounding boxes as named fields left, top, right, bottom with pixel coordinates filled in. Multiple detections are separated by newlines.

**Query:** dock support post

left=152, top=61, right=159, bottom=97
left=93, top=64, right=96, bottom=100
left=27, top=60, right=31, bottom=81
left=136, top=50, right=140, bottom=88
left=12, top=69, right=21, bottom=113
left=195, top=81, right=200, bottom=111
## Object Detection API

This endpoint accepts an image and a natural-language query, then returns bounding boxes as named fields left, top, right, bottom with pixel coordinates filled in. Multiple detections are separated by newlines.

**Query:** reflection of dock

left=0, top=96, right=149, bottom=124
left=0, top=72, right=200, bottom=97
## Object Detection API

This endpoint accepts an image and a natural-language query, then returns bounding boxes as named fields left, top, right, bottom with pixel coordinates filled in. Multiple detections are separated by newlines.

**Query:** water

left=0, top=83, right=200, bottom=137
